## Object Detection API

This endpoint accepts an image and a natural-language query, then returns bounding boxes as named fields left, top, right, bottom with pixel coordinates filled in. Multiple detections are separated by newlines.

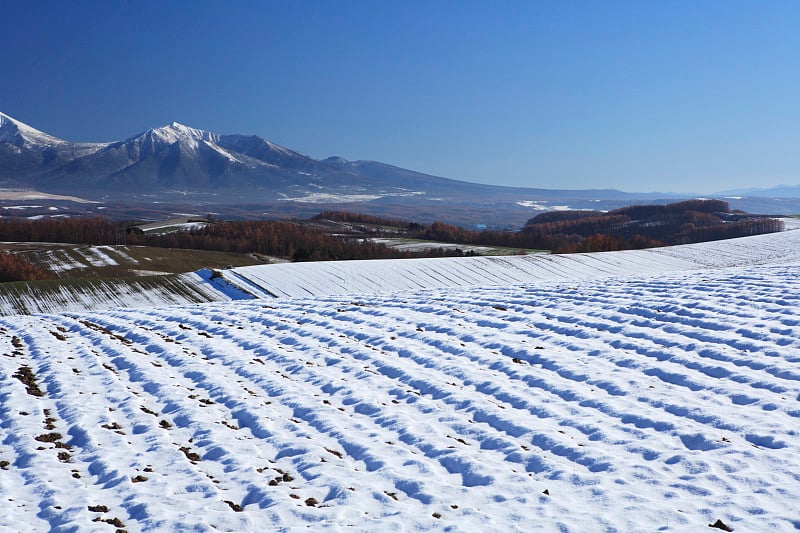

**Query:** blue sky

left=3, top=1, right=799, bottom=193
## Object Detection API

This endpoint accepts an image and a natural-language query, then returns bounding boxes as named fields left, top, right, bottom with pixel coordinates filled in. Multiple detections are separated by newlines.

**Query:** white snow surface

left=148, top=122, right=219, bottom=146
left=80, top=246, right=119, bottom=268
left=1, top=229, right=800, bottom=531
left=0, top=112, right=107, bottom=154
left=0, top=273, right=233, bottom=316
left=0, top=112, right=70, bottom=147
left=220, top=227, right=800, bottom=299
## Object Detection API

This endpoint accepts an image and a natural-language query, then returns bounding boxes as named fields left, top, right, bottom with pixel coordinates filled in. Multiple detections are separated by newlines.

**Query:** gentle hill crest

left=2, top=224, right=798, bottom=315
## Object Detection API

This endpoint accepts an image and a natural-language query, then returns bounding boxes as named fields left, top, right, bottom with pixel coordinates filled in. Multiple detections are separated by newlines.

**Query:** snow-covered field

left=1, top=228, right=800, bottom=531
left=221, top=226, right=800, bottom=299
left=0, top=273, right=234, bottom=316
left=3, top=223, right=798, bottom=316
left=369, top=237, right=496, bottom=254
left=1, top=245, right=134, bottom=274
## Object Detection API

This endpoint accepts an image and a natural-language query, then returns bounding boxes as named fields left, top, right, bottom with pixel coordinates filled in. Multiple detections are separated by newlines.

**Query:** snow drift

left=0, top=228, right=799, bottom=531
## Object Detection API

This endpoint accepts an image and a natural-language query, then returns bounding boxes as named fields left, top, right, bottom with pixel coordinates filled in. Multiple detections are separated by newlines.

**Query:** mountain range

left=1, top=112, right=798, bottom=222
left=0, top=112, right=418, bottom=200
left=0, top=112, right=667, bottom=204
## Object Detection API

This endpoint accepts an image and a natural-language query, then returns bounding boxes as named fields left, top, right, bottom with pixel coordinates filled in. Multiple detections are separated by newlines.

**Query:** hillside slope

left=1, top=256, right=798, bottom=531
left=219, top=225, right=800, bottom=298
left=1, top=225, right=798, bottom=315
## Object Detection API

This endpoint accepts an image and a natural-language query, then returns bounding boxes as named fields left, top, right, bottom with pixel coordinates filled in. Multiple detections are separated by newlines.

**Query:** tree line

left=0, top=200, right=784, bottom=281
left=0, top=253, right=55, bottom=282
left=522, top=200, right=784, bottom=252
left=0, top=217, right=471, bottom=282
left=318, top=200, right=784, bottom=253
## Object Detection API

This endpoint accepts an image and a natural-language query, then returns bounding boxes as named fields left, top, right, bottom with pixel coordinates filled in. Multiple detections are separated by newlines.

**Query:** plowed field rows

left=2, top=262, right=798, bottom=531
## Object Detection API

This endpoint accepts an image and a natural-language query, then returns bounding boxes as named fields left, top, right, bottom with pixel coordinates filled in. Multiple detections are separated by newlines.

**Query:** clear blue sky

left=3, top=1, right=799, bottom=194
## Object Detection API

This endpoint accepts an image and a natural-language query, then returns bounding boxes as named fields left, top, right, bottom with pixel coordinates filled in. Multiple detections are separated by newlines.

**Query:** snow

left=41, top=250, right=88, bottom=273
left=780, top=216, right=800, bottom=230
left=148, top=122, right=220, bottom=147
left=139, top=221, right=209, bottom=234
left=279, top=193, right=384, bottom=203
left=279, top=191, right=424, bottom=203
left=0, top=112, right=107, bottom=154
left=0, top=273, right=233, bottom=315
left=81, top=246, right=119, bottom=268
left=516, top=202, right=583, bottom=211
left=5, top=245, right=137, bottom=277
left=370, top=238, right=495, bottom=254
left=1, top=247, right=799, bottom=531
left=136, top=123, right=240, bottom=164
left=0, top=189, right=96, bottom=202
left=204, top=141, right=243, bottom=163
left=0, top=111, right=69, bottom=147
left=130, top=123, right=248, bottom=164
left=219, top=226, right=800, bottom=299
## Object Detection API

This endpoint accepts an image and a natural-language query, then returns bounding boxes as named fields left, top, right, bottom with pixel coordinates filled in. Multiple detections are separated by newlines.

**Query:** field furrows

left=223, top=229, right=800, bottom=300
left=1, top=263, right=799, bottom=531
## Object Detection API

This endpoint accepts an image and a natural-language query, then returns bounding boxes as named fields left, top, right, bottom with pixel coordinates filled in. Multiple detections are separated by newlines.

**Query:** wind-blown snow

left=1, top=227, right=797, bottom=317
left=1, top=256, right=799, bottom=531
left=220, top=227, right=800, bottom=299
left=80, top=246, right=119, bottom=268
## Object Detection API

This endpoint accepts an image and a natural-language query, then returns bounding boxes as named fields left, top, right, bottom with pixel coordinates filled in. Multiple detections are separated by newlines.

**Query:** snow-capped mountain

left=0, top=112, right=462, bottom=200
left=0, top=111, right=68, bottom=148
left=2, top=112, right=799, bottom=216
left=45, top=122, right=258, bottom=190
left=0, top=112, right=107, bottom=186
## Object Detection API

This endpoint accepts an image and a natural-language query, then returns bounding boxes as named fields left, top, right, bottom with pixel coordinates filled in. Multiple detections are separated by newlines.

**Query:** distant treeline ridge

left=0, top=217, right=470, bottom=275
left=318, top=200, right=784, bottom=252
left=0, top=200, right=784, bottom=282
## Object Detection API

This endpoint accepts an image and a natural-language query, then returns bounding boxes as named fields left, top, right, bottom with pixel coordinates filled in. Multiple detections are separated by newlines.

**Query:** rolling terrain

left=0, top=228, right=799, bottom=531
left=1, top=223, right=799, bottom=315
left=0, top=244, right=266, bottom=315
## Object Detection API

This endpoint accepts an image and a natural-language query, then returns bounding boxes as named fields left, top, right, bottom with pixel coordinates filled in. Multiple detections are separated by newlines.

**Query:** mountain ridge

left=1, top=111, right=653, bottom=205
left=2, top=112, right=798, bottom=220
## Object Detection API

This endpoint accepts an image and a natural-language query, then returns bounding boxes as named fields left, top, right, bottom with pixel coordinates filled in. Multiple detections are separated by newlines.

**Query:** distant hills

left=714, top=184, right=800, bottom=198
left=1, top=112, right=798, bottom=223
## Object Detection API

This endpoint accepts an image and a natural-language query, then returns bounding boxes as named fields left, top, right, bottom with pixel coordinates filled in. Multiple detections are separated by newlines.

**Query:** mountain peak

left=0, top=111, right=20, bottom=125
left=146, top=121, right=218, bottom=146
left=0, top=111, right=68, bottom=147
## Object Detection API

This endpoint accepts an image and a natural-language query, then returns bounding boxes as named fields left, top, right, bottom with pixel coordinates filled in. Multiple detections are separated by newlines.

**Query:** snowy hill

left=1, top=225, right=799, bottom=316
left=1, top=236, right=799, bottom=531
left=217, top=225, right=800, bottom=298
